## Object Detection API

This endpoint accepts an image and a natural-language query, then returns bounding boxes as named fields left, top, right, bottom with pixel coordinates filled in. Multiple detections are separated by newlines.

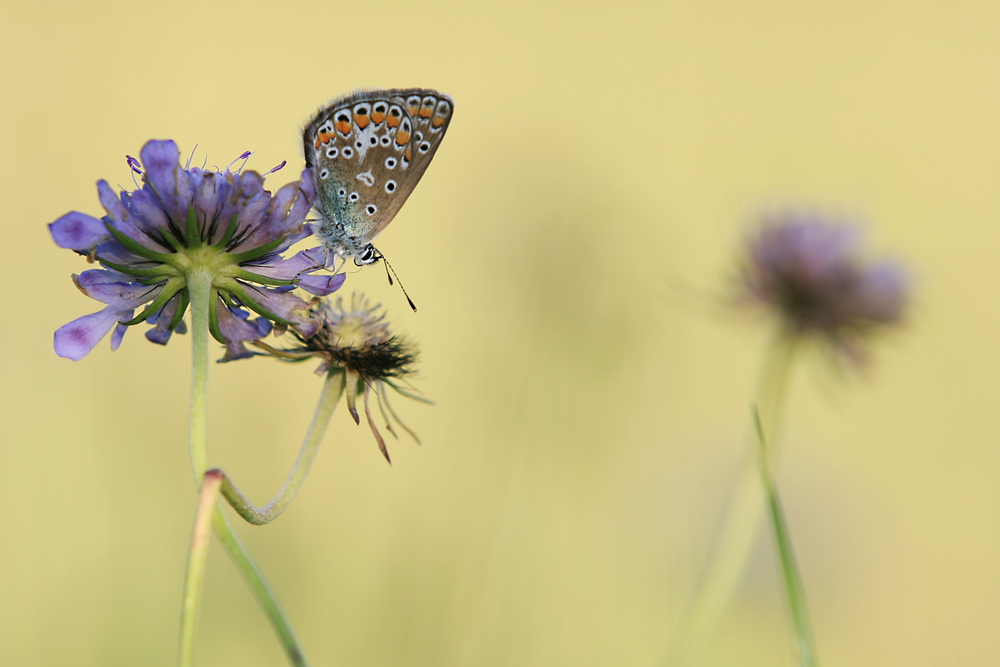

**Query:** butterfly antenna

left=380, top=254, right=417, bottom=312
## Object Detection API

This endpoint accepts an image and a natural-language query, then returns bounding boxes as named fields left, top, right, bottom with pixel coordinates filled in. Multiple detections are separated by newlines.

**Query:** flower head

left=736, top=212, right=909, bottom=363
left=49, top=140, right=345, bottom=362
left=257, top=294, right=426, bottom=463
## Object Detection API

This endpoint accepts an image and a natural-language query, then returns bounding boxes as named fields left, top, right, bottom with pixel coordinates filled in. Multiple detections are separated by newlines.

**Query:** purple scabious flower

left=256, top=294, right=426, bottom=464
left=50, top=140, right=346, bottom=362
left=737, top=212, right=909, bottom=364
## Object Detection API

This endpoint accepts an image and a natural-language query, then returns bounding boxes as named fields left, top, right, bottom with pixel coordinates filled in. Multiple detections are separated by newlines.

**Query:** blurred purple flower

left=50, top=140, right=346, bottom=362
left=737, top=212, right=909, bottom=363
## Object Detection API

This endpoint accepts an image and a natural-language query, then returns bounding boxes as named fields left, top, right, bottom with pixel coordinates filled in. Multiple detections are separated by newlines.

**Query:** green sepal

left=168, top=289, right=190, bottom=331
left=96, top=256, right=177, bottom=278
left=227, top=283, right=296, bottom=326
left=103, top=220, right=174, bottom=263
left=185, top=204, right=203, bottom=249
left=120, top=278, right=185, bottom=326
left=207, top=290, right=226, bottom=344
left=217, top=289, right=240, bottom=309
left=229, top=236, right=286, bottom=263
left=233, top=268, right=296, bottom=287
left=159, top=227, right=186, bottom=253
left=216, top=212, right=240, bottom=248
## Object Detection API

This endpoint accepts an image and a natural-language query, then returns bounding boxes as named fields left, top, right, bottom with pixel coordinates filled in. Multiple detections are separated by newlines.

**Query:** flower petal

left=238, top=282, right=318, bottom=337
left=110, top=323, right=128, bottom=351
left=49, top=211, right=112, bottom=250
left=140, top=140, right=195, bottom=227
left=74, top=270, right=163, bottom=309
left=216, top=303, right=272, bottom=362
left=54, top=307, right=130, bottom=361
left=297, top=272, right=346, bottom=296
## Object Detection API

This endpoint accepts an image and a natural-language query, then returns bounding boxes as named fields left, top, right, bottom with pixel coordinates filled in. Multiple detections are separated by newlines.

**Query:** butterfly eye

left=356, top=245, right=378, bottom=265
left=326, top=146, right=338, bottom=158
left=385, top=180, right=396, bottom=193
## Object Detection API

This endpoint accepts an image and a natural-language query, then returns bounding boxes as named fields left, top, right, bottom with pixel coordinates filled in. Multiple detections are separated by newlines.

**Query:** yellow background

left=2, top=0, right=998, bottom=665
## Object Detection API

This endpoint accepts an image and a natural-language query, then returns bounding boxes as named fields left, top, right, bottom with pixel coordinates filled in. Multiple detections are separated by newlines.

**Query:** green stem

left=218, top=370, right=346, bottom=525
left=183, top=270, right=310, bottom=667
left=212, top=509, right=308, bottom=667
left=753, top=408, right=819, bottom=667
left=664, top=331, right=798, bottom=667
left=178, top=470, right=224, bottom=667
left=188, top=271, right=212, bottom=481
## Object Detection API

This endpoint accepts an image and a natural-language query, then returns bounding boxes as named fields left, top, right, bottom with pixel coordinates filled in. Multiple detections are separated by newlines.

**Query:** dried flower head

left=257, top=294, right=427, bottom=463
left=49, top=140, right=345, bottom=362
left=736, top=212, right=909, bottom=363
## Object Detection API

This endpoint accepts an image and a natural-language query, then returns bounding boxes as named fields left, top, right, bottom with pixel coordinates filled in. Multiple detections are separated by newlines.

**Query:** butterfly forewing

left=304, top=88, right=454, bottom=260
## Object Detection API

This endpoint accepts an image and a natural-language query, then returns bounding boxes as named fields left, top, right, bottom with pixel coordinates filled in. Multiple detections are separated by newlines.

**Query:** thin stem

left=188, top=271, right=212, bottom=480
left=218, top=371, right=346, bottom=525
left=664, top=331, right=799, bottom=667
left=753, top=408, right=819, bottom=667
left=184, top=270, right=310, bottom=666
left=212, top=509, right=309, bottom=667
left=178, top=470, right=224, bottom=667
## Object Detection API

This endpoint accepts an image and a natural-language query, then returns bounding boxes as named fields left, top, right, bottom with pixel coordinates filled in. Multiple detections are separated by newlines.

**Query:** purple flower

left=50, top=140, right=345, bottom=362
left=737, top=212, right=909, bottom=363
left=256, top=294, right=426, bottom=464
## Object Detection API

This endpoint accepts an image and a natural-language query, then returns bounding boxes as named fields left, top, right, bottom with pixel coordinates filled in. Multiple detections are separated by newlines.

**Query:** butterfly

left=303, top=88, right=454, bottom=271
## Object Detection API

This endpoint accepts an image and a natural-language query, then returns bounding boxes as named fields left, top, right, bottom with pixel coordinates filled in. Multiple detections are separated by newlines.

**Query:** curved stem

left=178, top=470, right=224, bottom=667
left=218, top=371, right=345, bottom=525
left=664, top=331, right=799, bottom=667
left=181, top=270, right=310, bottom=667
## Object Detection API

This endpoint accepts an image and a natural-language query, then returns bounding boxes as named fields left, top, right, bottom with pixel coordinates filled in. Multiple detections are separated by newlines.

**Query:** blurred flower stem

left=753, top=406, right=819, bottom=667
left=179, top=271, right=309, bottom=667
left=665, top=334, right=797, bottom=666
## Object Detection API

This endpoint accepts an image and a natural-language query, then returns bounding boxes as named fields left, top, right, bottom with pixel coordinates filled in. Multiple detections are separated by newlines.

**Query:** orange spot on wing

left=405, top=146, right=412, bottom=162
left=318, top=131, right=335, bottom=144
left=408, top=104, right=420, bottom=117
left=354, top=113, right=370, bottom=129
left=387, top=115, right=400, bottom=128
left=431, top=116, right=446, bottom=128
left=314, top=137, right=321, bottom=149
left=371, top=111, right=385, bottom=124
left=420, top=106, right=433, bottom=118
left=395, top=130, right=410, bottom=146
left=335, top=120, right=352, bottom=135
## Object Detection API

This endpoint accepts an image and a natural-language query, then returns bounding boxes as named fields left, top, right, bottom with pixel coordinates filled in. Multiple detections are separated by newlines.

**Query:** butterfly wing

left=304, top=88, right=454, bottom=258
